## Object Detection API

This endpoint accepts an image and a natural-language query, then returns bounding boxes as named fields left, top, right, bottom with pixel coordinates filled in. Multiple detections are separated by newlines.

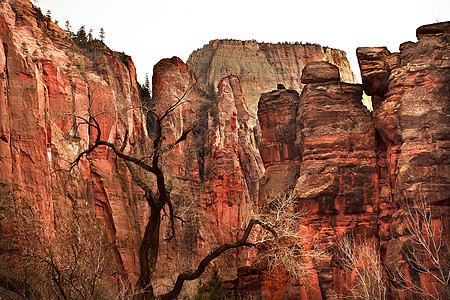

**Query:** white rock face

left=187, top=40, right=358, bottom=125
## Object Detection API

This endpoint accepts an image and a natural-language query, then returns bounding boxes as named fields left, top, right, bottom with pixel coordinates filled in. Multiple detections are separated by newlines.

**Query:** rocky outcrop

left=0, top=2, right=266, bottom=296
left=187, top=40, right=357, bottom=124
left=257, top=61, right=377, bottom=298
left=252, top=22, right=449, bottom=299
left=294, top=62, right=379, bottom=297
left=358, top=21, right=450, bottom=299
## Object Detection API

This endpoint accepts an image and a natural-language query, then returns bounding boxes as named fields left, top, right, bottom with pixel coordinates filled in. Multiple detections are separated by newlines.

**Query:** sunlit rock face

left=187, top=40, right=357, bottom=124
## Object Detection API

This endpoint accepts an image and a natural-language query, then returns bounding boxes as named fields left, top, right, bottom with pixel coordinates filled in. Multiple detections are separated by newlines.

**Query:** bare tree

left=331, top=196, right=449, bottom=300
left=252, top=193, right=327, bottom=285
left=332, top=235, right=388, bottom=300
left=389, top=197, right=449, bottom=300
left=62, top=79, right=325, bottom=299
left=0, top=192, right=122, bottom=300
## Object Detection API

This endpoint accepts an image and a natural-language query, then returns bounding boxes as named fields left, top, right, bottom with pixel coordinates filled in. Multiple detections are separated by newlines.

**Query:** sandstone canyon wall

left=0, top=0, right=448, bottom=298
left=0, top=1, right=159, bottom=295
left=237, top=22, right=449, bottom=299
left=148, top=58, right=264, bottom=291
left=187, top=40, right=358, bottom=123
left=357, top=21, right=450, bottom=299
left=0, top=1, right=265, bottom=297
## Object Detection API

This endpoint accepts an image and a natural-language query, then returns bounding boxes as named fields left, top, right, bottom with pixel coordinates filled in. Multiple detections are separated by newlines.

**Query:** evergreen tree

left=99, top=27, right=105, bottom=42
left=192, top=279, right=208, bottom=300
left=140, top=72, right=152, bottom=107
left=144, top=73, right=151, bottom=93
left=64, top=20, right=73, bottom=37
left=46, top=10, right=51, bottom=20
left=76, top=25, right=88, bottom=44
left=208, top=265, right=224, bottom=300
left=88, top=29, right=93, bottom=42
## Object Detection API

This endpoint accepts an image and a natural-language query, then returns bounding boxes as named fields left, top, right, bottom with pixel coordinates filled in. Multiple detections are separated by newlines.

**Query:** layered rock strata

left=187, top=40, right=358, bottom=123
left=358, top=21, right=450, bottom=299
left=255, top=61, right=378, bottom=298
left=248, top=22, right=449, bottom=299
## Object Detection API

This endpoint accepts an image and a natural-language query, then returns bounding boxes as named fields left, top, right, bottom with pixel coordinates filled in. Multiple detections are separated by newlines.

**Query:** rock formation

left=0, top=0, right=147, bottom=289
left=258, top=88, right=300, bottom=197
left=0, top=0, right=448, bottom=298
left=358, top=21, right=450, bottom=299
left=148, top=59, right=264, bottom=292
left=187, top=40, right=357, bottom=124
left=246, top=22, right=449, bottom=299
left=254, top=61, right=378, bottom=299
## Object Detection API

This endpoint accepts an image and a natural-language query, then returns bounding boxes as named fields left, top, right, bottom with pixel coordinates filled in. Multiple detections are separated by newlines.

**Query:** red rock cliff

left=0, top=0, right=147, bottom=289
left=254, top=61, right=378, bottom=299
left=149, top=59, right=264, bottom=294
left=358, top=21, right=450, bottom=299
left=1, top=1, right=448, bottom=298
left=248, top=22, right=449, bottom=299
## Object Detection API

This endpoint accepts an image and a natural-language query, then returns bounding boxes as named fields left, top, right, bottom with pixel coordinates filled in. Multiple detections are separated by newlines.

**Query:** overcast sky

left=35, top=0, right=449, bottom=84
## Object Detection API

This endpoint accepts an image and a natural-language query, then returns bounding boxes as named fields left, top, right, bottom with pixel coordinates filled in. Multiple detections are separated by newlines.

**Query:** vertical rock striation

left=0, top=0, right=146, bottom=288
left=149, top=59, right=265, bottom=294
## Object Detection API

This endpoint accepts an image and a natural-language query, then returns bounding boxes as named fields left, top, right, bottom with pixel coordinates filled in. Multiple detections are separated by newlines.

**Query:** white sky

left=35, top=0, right=449, bottom=84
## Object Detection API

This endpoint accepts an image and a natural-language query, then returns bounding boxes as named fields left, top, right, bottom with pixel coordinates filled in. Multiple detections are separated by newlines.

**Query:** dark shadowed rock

left=356, top=47, right=399, bottom=97
left=258, top=89, right=300, bottom=196
left=416, top=21, right=450, bottom=38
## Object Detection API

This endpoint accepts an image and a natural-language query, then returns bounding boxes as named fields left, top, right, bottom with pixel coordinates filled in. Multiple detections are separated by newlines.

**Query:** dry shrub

left=333, top=235, right=387, bottom=300
left=390, top=197, right=450, bottom=300
left=252, top=193, right=327, bottom=285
